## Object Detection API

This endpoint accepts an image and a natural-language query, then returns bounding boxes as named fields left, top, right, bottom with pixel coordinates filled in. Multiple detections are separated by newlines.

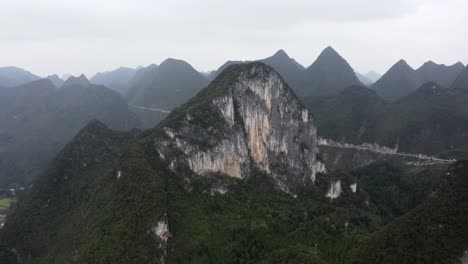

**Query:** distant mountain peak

left=318, top=46, right=342, bottom=58
left=0, top=66, right=41, bottom=87
left=365, top=71, right=382, bottom=82
left=46, top=74, right=64, bottom=88
left=160, top=58, right=189, bottom=67
left=454, top=61, right=465, bottom=68
left=301, top=46, right=361, bottom=96
left=271, top=49, right=290, bottom=59
left=311, top=46, right=352, bottom=69
left=451, top=65, right=468, bottom=90
left=63, top=74, right=90, bottom=88
left=394, top=59, right=412, bottom=69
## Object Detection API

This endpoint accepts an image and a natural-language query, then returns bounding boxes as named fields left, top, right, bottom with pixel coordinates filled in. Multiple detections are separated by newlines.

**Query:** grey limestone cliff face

left=155, top=63, right=320, bottom=192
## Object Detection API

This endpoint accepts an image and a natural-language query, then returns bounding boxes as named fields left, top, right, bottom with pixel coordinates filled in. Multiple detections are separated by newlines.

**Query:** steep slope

left=451, top=65, right=468, bottom=90
left=260, top=49, right=305, bottom=91
left=91, top=67, right=137, bottom=95
left=1, top=121, right=163, bottom=264
left=156, top=62, right=320, bottom=192
left=304, top=85, right=386, bottom=144
left=127, top=59, right=208, bottom=127
left=372, top=59, right=420, bottom=101
left=416, top=61, right=465, bottom=88
left=376, top=82, right=468, bottom=156
left=353, top=160, right=468, bottom=263
left=0, top=77, right=140, bottom=188
left=299, top=46, right=362, bottom=97
left=0, top=66, right=40, bottom=87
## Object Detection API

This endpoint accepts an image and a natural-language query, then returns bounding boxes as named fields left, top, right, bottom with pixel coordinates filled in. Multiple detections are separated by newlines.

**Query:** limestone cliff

left=155, top=62, right=319, bottom=192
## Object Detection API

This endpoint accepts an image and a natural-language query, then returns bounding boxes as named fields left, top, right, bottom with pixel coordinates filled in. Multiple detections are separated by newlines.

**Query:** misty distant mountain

left=0, top=77, right=140, bottom=188
left=209, top=60, right=245, bottom=79
left=0, top=66, right=41, bottom=87
left=127, top=59, right=208, bottom=110
left=372, top=59, right=421, bottom=101
left=304, top=85, right=386, bottom=144
left=306, top=81, right=468, bottom=159
left=416, top=61, right=465, bottom=87
left=260, top=49, right=305, bottom=91
left=128, top=64, right=158, bottom=88
left=91, top=67, right=138, bottom=95
left=127, top=59, right=208, bottom=127
left=199, top=70, right=214, bottom=77
left=373, top=60, right=465, bottom=101
left=356, top=72, right=374, bottom=85
left=209, top=49, right=305, bottom=90
left=299, top=46, right=362, bottom=97
left=46, top=74, right=64, bottom=87
left=450, top=65, right=468, bottom=90
left=62, top=74, right=91, bottom=88
left=210, top=48, right=359, bottom=97
left=365, top=71, right=382, bottom=82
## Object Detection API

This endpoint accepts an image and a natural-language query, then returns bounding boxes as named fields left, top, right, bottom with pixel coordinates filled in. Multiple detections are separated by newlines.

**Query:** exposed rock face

left=155, top=63, right=319, bottom=192
left=326, top=180, right=342, bottom=199
left=152, top=215, right=171, bottom=264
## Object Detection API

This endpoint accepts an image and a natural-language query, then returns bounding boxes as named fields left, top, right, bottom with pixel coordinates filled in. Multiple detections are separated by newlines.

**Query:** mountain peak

left=454, top=61, right=465, bottom=68
left=271, top=49, right=290, bottom=59
left=394, top=59, right=413, bottom=69
left=46, top=74, right=64, bottom=88
left=156, top=62, right=320, bottom=192
left=63, top=74, right=90, bottom=88
left=160, top=58, right=191, bottom=68
left=157, top=58, right=199, bottom=74
left=0, top=66, right=41, bottom=87
left=302, top=46, right=361, bottom=96
left=320, top=46, right=343, bottom=58
left=421, top=60, right=437, bottom=67
left=312, top=46, right=349, bottom=66
left=451, top=65, right=468, bottom=90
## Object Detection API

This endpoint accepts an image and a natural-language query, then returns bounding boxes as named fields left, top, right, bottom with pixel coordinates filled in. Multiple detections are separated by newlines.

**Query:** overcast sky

left=1, top=0, right=467, bottom=77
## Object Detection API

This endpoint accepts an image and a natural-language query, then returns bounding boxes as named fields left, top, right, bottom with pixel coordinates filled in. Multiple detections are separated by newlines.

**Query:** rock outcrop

left=155, top=62, right=320, bottom=192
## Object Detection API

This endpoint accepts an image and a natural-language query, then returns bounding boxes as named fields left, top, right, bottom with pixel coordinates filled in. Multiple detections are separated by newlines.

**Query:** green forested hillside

left=306, top=82, right=468, bottom=159
left=0, top=79, right=140, bottom=188
left=353, top=160, right=468, bottom=263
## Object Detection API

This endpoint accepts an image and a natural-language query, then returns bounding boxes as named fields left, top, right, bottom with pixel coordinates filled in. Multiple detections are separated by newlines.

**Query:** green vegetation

left=306, top=83, right=468, bottom=159
left=0, top=79, right=140, bottom=189
left=3, top=138, right=449, bottom=264
left=165, top=170, right=375, bottom=264
left=0, top=198, right=15, bottom=213
left=353, top=160, right=468, bottom=263
left=2, top=63, right=467, bottom=263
